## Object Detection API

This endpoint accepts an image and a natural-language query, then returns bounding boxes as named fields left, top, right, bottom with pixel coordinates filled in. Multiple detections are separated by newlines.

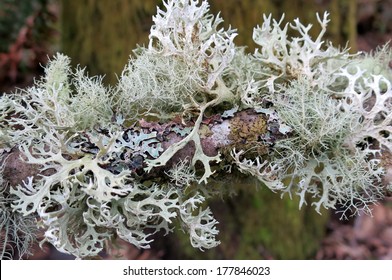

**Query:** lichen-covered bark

left=61, top=0, right=357, bottom=86
left=3, top=106, right=391, bottom=258
left=55, top=0, right=358, bottom=259
left=2, top=110, right=272, bottom=184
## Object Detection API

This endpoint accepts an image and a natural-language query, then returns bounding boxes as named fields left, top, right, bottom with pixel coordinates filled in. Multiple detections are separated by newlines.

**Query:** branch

left=1, top=109, right=283, bottom=186
left=1, top=0, right=391, bottom=258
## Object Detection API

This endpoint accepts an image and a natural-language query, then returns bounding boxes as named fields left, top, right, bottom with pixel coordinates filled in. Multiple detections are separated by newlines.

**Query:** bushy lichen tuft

left=1, top=153, right=38, bottom=259
left=232, top=11, right=391, bottom=218
left=0, top=0, right=391, bottom=259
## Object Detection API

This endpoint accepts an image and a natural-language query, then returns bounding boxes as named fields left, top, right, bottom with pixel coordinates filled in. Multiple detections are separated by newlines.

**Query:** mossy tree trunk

left=60, top=0, right=356, bottom=259
left=61, top=0, right=158, bottom=84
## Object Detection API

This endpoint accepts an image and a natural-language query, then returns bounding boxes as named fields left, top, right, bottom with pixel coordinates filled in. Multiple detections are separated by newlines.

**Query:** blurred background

left=1, top=0, right=392, bottom=260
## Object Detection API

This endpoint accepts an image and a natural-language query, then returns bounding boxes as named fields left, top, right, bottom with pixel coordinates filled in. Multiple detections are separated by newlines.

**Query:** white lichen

left=231, top=12, right=391, bottom=218
left=165, top=158, right=197, bottom=187
left=179, top=193, right=220, bottom=250
left=1, top=0, right=391, bottom=259
left=1, top=153, right=37, bottom=259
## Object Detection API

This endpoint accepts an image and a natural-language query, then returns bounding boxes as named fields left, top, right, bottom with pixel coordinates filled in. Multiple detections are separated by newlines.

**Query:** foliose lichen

left=0, top=0, right=391, bottom=259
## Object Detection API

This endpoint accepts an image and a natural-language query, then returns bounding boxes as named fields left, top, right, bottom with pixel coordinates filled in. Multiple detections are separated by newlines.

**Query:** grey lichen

left=1, top=152, right=37, bottom=260
left=0, top=0, right=391, bottom=259
left=232, top=12, right=392, bottom=218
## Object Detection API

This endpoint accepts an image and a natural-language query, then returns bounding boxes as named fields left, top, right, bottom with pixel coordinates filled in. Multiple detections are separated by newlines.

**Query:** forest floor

left=316, top=197, right=392, bottom=259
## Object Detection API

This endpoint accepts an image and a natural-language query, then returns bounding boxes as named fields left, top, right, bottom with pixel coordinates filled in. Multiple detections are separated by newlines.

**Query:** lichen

left=232, top=12, right=391, bottom=218
left=145, top=103, right=222, bottom=184
left=0, top=152, right=37, bottom=260
left=1, top=0, right=391, bottom=259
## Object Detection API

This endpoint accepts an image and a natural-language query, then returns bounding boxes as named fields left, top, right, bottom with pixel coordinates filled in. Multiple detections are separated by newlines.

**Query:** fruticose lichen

left=1, top=152, right=38, bottom=260
left=232, top=13, right=392, bottom=218
left=0, top=0, right=391, bottom=259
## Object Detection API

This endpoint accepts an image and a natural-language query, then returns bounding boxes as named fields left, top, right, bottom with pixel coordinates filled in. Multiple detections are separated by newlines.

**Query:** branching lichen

left=0, top=0, right=391, bottom=259
left=145, top=101, right=222, bottom=184
left=233, top=11, right=391, bottom=218
left=1, top=153, right=37, bottom=259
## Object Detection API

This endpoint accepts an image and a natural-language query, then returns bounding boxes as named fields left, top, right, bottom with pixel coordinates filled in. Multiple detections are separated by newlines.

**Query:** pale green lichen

left=179, top=193, right=220, bottom=250
left=0, top=95, right=13, bottom=149
left=0, top=0, right=229, bottom=259
left=145, top=102, right=222, bottom=184
left=120, top=0, right=238, bottom=184
left=232, top=11, right=391, bottom=218
left=165, top=158, right=197, bottom=188
left=0, top=153, right=37, bottom=259
left=1, top=0, right=391, bottom=259
left=8, top=126, right=219, bottom=257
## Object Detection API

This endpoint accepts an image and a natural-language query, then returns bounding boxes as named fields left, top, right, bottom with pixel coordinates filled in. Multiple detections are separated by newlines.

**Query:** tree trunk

left=61, top=0, right=157, bottom=84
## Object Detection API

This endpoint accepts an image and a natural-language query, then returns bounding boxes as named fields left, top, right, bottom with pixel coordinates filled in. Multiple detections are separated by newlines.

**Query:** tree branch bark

left=1, top=109, right=274, bottom=185
left=2, top=108, right=391, bottom=189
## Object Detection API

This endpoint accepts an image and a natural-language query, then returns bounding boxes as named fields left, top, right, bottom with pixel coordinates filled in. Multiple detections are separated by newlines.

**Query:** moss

left=61, top=0, right=163, bottom=84
left=235, top=186, right=329, bottom=259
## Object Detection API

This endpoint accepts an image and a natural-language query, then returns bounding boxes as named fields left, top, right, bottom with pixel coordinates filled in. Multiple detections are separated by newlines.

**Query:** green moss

left=236, top=186, right=329, bottom=259
left=61, top=0, right=163, bottom=84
